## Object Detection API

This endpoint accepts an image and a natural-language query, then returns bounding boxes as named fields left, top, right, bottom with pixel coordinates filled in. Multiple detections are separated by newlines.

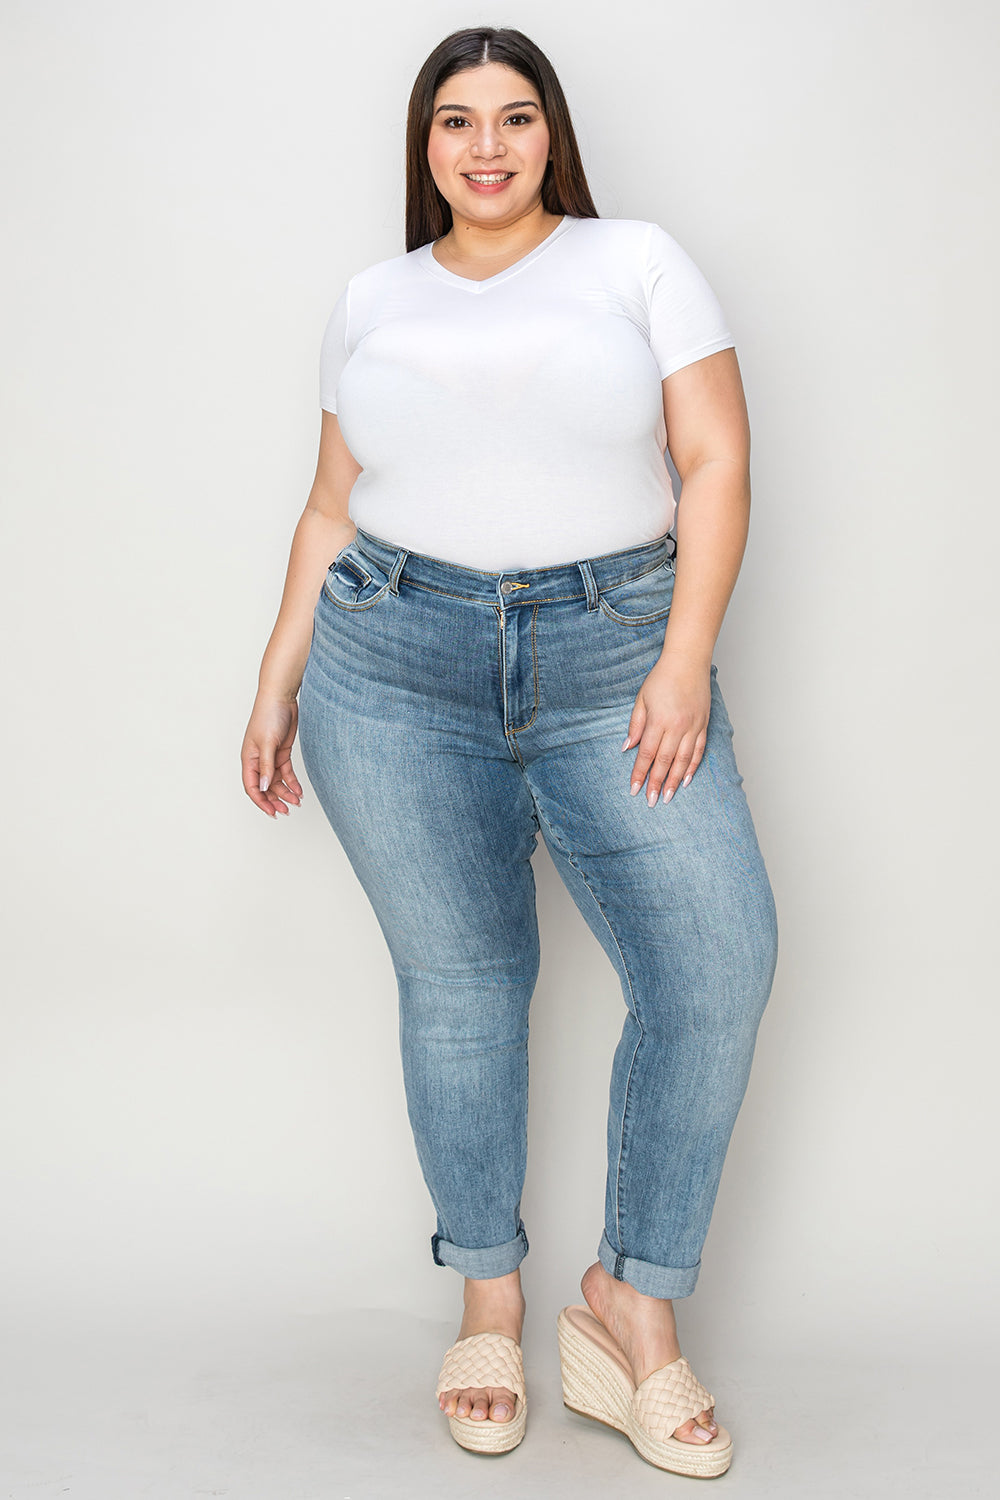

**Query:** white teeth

left=465, top=172, right=513, bottom=183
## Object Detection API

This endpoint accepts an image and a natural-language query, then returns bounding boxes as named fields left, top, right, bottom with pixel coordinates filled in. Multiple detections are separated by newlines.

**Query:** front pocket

left=322, top=544, right=392, bottom=611
left=597, top=560, right=675, bottom=626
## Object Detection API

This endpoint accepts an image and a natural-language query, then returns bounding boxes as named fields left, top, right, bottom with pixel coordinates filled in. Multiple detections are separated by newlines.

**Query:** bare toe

left=470, top=1389, right=492, bottom=1420
left=673, top=1407, right=718, bottom=1444
left=442, top=1385, right=516, bottom=1423
left=489, top=1388, right=515, bottom=1422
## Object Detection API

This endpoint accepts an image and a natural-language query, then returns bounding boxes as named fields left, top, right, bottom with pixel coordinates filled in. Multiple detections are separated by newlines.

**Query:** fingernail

left=661, top=787, right=674, bottom=803
left=682, top=774, right=692, bottom=787
left=260, top=776, right=270, bottom=792
left=630, top=782, right=641, bottom=795
left=621, top=737, right=631, bottom=752
left=646, top=788, right=657, bottom=807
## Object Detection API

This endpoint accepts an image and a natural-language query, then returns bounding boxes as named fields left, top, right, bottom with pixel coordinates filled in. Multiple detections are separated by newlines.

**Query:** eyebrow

left=433, top=100, right=540, bottom=114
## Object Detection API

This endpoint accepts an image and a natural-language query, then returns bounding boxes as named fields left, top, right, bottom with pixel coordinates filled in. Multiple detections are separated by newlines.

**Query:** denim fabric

left=298, top=527, right=778, bottom=1298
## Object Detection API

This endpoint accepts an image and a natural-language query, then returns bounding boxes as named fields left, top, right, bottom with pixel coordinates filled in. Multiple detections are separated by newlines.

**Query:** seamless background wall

left=1, top=1, right=997, bottom=1494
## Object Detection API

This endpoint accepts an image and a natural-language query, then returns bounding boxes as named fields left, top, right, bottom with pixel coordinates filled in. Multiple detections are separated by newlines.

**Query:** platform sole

left=557, top=1306, right=733, bottom=1478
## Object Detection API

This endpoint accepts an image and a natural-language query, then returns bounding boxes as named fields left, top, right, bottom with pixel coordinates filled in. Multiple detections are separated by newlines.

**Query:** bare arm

left=241, top=411, right=362, bottom=816
left=623, top=347, right=752, bottom=804
left=258, top=410, right=362, bottom=699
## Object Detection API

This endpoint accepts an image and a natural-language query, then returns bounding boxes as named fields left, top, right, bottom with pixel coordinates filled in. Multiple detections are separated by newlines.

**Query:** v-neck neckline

left=420, top=216, right=576, bottom=292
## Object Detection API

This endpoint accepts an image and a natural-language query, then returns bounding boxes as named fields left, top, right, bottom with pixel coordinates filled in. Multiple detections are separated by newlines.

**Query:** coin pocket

left=323, top=545, right=392, bottom=611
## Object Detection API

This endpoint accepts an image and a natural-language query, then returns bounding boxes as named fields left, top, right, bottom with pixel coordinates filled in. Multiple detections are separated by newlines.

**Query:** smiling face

left=427, top=63, right=552, bottom=229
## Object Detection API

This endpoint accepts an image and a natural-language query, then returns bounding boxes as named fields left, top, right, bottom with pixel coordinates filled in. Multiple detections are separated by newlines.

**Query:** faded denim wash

left=298, top=527, right=778, bottom=1299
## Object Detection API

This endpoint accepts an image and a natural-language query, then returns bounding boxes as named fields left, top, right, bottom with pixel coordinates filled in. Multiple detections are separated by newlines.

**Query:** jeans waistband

left=351, top=527, right=676, bottom=606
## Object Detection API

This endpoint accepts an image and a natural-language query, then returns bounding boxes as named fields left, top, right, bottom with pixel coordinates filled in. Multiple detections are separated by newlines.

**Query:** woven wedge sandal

left=557, top=1305, right=733, bottom=1478
left=435, top=1330, right=527, bottom=1454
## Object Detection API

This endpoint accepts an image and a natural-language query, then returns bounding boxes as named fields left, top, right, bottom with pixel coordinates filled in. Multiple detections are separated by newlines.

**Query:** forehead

left=432, top=63, right=539, bottom=109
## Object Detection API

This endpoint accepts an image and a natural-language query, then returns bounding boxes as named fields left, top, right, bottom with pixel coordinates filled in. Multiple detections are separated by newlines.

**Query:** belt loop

left=388, top=546, right=409, bottom=596
left=577, top=558, right=599, bottom=611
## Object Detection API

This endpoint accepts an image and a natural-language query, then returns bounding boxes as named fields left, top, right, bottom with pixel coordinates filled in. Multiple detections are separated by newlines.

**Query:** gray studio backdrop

left=2, top=0, right=997, bottom=1379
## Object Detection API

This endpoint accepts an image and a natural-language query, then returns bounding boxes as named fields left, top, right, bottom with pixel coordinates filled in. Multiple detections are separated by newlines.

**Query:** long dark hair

left=405, top=27, right=600, bottom=252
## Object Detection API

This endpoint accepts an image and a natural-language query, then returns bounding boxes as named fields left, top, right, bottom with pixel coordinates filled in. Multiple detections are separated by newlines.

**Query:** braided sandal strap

left=435, top=1332, right=526, bottom=1403
left=631, top=1356, right=714, bottom=1440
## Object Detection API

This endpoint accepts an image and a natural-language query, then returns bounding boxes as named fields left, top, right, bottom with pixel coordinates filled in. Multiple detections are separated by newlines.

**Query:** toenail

left=494, top=1404, right=509, bottom=1418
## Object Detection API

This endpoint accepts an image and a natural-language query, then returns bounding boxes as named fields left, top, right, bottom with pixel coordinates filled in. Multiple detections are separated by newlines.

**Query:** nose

left=471, top=125, right=506, bottom=160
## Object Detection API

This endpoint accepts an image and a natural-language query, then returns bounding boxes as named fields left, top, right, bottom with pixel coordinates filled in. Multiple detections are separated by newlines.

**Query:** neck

left=441, top=205, right=561, bottom=264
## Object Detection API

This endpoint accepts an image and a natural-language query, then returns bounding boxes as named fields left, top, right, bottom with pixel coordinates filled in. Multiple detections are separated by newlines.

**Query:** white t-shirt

left=319, top=215, right=735, bottom=570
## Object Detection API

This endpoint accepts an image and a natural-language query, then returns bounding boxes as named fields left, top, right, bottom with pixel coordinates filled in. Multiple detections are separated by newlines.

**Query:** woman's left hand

left=622, top=653, right=712, bottom=807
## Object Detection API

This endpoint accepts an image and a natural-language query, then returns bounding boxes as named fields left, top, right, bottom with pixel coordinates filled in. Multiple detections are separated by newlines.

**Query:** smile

left=463, top=172, right=515, bottom=183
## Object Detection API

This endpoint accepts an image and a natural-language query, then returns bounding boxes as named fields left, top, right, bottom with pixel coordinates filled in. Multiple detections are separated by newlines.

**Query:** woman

left=241, top=25, right=777, bottom=1480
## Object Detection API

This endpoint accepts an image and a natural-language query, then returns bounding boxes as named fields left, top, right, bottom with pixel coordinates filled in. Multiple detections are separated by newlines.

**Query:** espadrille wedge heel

left=435, top=1330, right=527, bottom=1454
left=557, top=1305, right=733, bottom=1477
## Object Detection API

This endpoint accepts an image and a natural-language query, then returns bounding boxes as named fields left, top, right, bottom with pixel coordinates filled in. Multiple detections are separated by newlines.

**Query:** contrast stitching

left=357, top=568, right=674, bottom=610
left=509, top=604, right=540, bottom=734
left=499, top=590, right=584, bottom=604
left=497, top=606, right=524, bottom=765
left=333, top=550, right=373, bottom=588
left=594, top=560, right=675, bottom=625
left=388, top=548, right=409, bottom=596
left=597, top=597, right=673, bottom=627
left=402, top=579, right=587, bottom=605
left=528, top=796, right=641, bottom=1253
left=602, top=560, right=669, bottom=590
left=578, top=559, right=599, bottom=610
left=495, top=605, right=505, bottom=724
left=401, top=580, right=509, bottom=603
left=323, top=581, right=392, bottom=612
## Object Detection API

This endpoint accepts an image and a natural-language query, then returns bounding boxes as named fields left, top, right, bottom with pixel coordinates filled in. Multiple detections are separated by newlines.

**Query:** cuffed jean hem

left=597, top=1231, right=701, bottom=1299
left=431, top=1223, right=529, bottom=1278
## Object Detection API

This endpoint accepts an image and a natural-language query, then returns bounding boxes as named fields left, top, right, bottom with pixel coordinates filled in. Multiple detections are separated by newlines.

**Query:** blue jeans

left=298, top=527, right=778, bottom=1299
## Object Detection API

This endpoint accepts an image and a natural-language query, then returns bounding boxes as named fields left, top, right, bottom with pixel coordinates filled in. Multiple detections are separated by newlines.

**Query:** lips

left=462, top=172, right=515, bottom=183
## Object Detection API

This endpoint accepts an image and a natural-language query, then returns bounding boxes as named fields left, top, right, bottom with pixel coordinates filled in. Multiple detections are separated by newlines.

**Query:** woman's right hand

left=241, top=694, right=304, bottom=818
left=242, top=410, right=360, bottom=819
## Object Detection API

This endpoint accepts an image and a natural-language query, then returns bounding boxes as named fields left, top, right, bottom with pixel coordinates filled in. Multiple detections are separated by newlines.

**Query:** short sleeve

left=643, top=223, right=736, bottom=380
left=319, top=282, right=351, bottom=412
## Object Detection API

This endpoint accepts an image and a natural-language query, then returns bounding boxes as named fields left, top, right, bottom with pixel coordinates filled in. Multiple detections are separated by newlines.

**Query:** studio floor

left=1, top=1303, right=993, bottom=1499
